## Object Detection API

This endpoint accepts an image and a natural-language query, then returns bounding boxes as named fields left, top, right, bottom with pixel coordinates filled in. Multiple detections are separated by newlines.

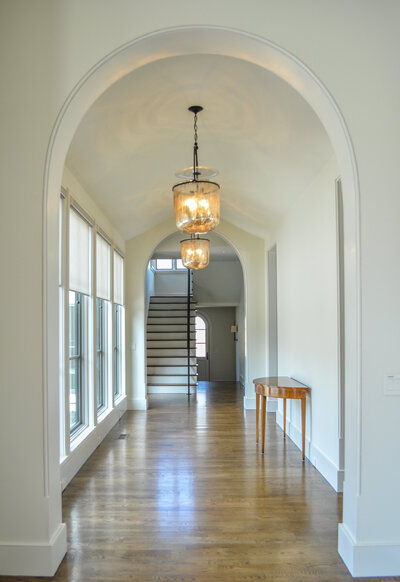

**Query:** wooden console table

left=253, top=376, right=310, bottom=460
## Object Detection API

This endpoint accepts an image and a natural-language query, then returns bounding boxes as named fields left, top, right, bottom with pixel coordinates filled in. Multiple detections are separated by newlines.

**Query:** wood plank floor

left=7, top=382, right=399, bottom=581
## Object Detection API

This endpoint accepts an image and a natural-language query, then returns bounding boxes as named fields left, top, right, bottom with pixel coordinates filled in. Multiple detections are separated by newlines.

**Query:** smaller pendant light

left=180, top=235, right=210, bottom=270
left=173, top=106, right=220, bottom=234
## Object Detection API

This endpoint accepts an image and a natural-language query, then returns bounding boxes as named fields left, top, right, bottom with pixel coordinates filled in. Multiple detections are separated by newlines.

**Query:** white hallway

left=0, top=1, right=400, bottom=578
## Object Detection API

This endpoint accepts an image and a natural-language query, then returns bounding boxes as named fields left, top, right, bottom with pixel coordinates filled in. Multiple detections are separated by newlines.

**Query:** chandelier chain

left=193, top=112, right=199, bottom=179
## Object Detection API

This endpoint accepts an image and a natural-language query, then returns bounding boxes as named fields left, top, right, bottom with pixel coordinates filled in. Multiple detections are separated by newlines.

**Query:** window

left=59, top=192, right=126, bottom=457
left=154, top=258, right=187, bottom=271
left=69, top=206, right=92, bottom=438
left=59, top=194, right=66, bottom=458
left=69, top=291, right=85, bottom=433
left=114, top=304, right=123, bottom=398
left=96, top=234, right=111, bottom=416
left=96, top=299, right=107, bottom=412
left=113, top=250, right=125, bottom=398
left=114, top=251, right=124, bottom=305
left=195, top=315, right=207, bottom=358
left=156, top=258, right=173, bottom=270
left=69, top=207, right=92, bottom=296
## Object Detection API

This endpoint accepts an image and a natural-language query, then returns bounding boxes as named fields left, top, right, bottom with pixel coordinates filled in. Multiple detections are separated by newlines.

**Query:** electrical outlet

left=384, top=374, right=400, bottom=395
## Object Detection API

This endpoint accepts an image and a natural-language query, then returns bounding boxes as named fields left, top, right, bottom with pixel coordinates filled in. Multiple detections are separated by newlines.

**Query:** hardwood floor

left=7, top=382, right=399, bottom=581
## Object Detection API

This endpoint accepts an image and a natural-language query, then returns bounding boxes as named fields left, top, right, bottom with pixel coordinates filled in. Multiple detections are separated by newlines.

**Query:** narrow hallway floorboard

left=8, top=382, right=399, bottom=581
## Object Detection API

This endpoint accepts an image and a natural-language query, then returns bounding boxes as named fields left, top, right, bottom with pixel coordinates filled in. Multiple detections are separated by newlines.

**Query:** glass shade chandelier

left=180, top=236, right=210, bottom=270
left=173, top=106, right=220, bottom=269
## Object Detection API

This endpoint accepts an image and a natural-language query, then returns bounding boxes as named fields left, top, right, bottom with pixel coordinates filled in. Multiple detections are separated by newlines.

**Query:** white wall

left=267, top=246, right=278, bottom=376
left=2, top=2, right=400, bottom=577
left=198, top=307, right=236, bottom=381
left=193, top=260, right=243, bottom=305
left=145, top=264, right=155, bottom=315
left=154, top=271, right=187, bottom=296
left=275, top=155, right=341, bottom=490
left=235, top=297, right=245, bottom=385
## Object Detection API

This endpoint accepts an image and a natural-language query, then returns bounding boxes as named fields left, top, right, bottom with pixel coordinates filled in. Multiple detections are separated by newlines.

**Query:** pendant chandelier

left=173, top=106, right=220, bottom=269
left=180, top=236, right=210, bottom=270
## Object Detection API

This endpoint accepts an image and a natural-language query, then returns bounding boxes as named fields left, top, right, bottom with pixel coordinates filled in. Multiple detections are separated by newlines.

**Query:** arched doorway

left=195, top=315, right=209, bottom=381
left=44, top=25, right=360, bottom=572
left=143, top=228, right=247, bottom=399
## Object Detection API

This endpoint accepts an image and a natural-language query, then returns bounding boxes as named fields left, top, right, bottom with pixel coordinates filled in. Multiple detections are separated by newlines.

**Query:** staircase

left=146, top=295, right=197, bottom=394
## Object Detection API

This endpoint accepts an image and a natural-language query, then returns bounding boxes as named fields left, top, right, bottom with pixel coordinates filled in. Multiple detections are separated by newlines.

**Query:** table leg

left=256, top=392, right=260, bottom=443
left=301, top=396, right=306, bottom=460
left=283, top=398, right=286, bottom=438
left=261, top=395, right=266, bottom=454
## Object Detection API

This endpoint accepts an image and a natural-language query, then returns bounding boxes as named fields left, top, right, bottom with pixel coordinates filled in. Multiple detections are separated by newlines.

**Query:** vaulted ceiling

left=66, top=54, right=335, bottom=241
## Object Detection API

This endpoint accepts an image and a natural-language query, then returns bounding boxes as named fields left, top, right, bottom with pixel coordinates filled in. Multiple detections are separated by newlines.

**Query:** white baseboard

left=276, top=410, right=342, bottom=492
left=0, top=523, right=67, bottom=577
left=127, top=397, right=148, bottom=410
left=244, top=395, right=256, bottom=409
left=147, top=386, right=196, bottom=394
left=60, top=398, right=127, bottom=490
left=338, top=523, right=400, bottom=577
left=266, top=398, right=278, bottom=412
left=244, top=396, right=277, bottom=412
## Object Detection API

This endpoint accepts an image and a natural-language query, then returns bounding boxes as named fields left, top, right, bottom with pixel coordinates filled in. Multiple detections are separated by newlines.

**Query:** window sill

left=113, top=393, right=126, bottom=407
left=97, top=406, right=113, bottom=424
left=69, top=424, right=94, bottom=452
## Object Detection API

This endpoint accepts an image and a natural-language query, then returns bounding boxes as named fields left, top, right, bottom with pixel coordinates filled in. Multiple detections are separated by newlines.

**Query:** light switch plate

left=384, top=375, right=400, bottom=395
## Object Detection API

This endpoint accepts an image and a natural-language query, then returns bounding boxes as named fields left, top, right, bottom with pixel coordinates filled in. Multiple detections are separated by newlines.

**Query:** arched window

left=195, top=315, right=207, bottom=358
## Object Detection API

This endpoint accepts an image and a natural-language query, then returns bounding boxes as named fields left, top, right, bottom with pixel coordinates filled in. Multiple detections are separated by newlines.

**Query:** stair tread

left=147, top=364, right=198, bottom=367
left=147, top=383, right=198, bottom=386
left=149, top=303, right=196, bottom=306
left=147, top=373, right=198, bottom=376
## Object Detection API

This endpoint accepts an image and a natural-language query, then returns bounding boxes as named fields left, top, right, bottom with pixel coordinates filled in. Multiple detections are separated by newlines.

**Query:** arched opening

left=195, top=315, right=208, bottom=380
left=144, top=229, right=246, bottom=399
left=44, top=25, right=360, bottom=574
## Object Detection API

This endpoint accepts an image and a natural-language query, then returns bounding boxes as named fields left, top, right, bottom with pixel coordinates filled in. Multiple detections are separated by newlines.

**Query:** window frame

left=59, top=189, right=126, bottom=461
left=153, top=258, right=187, bottom=271
left=113, top=303, right=122, bottom=399
left=96, top=297, right=108, bottom=415
left=195, top=315, right=207, bottom=359
left=69, top=291, right=85, bottom=436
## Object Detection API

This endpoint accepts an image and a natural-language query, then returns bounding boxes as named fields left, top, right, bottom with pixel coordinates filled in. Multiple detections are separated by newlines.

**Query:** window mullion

left=64, top=195, right=71, bottom=455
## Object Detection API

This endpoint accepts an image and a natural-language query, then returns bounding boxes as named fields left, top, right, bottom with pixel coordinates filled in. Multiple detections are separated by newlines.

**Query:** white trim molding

left=0, top=524, right=67, bottom=577
left=147, top=386, right=196, bottom=395
left=60, top=398, right=127, bottom=490
left=244, top=396, right=277, bottom=412
left=276, top=411, right=343, bottom=492
left=338, top=524, right=400, bottom=578
left=127, top=397, right=148, bottom=410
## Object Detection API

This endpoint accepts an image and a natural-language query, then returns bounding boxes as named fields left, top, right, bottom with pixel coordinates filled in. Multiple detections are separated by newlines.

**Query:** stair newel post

left=187, top=267, right=191, bottom=396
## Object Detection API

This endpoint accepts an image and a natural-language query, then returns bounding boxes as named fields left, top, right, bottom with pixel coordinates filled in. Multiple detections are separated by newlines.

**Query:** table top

left=253, top=376, right=310, bottom=390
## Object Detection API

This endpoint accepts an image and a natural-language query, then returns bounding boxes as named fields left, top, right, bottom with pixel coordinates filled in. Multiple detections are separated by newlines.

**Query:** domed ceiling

left=66, top=53, right=335, bottom=240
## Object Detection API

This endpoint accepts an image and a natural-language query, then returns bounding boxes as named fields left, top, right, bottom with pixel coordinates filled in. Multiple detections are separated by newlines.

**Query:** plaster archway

left=142, top=225, right=249, bottom=396
left=44, top=25, right=361, bottom=567
left=126, top=218, right=262, bottom=409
